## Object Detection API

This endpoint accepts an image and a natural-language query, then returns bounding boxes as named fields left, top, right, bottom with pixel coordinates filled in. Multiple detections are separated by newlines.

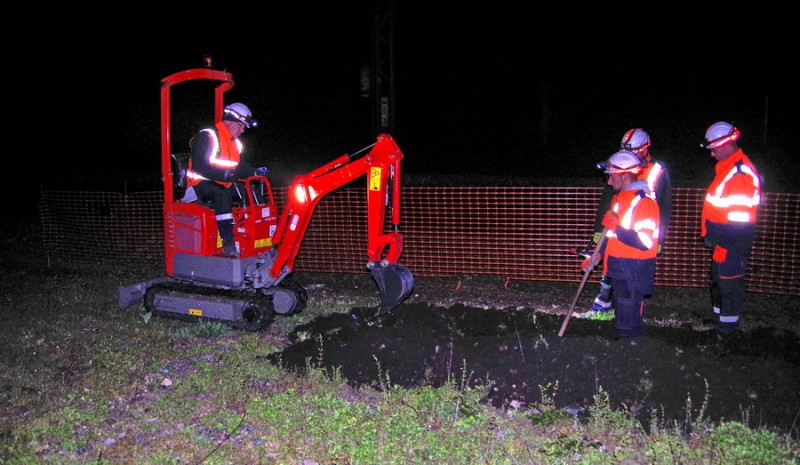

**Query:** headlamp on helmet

left=223, top=102, right=258, bottom=129
left=602, top=150, right=643, bottom=174
left=701, top=121, right=739, bottom=149
left=620, top=128, right=651, bottom=153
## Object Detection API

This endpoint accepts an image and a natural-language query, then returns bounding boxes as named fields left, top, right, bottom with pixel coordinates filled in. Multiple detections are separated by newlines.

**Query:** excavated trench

left=270, top=295, right=800, bottom=435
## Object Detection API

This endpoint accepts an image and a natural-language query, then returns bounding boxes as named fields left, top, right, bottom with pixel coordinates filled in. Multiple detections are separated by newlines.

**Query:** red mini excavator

left=117, top=66, right=414, bottom=330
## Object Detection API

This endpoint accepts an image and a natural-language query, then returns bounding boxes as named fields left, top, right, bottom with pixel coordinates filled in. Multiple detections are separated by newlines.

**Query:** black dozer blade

left=370, top=263, right=415, bottom=316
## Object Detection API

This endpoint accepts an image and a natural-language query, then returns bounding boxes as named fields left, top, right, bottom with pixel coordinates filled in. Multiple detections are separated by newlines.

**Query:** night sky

left=33, top=7, right=798, bottom=198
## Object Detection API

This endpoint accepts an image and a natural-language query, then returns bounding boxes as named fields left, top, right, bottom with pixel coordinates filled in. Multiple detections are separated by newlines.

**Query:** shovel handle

left=558, top=228, right=608, bottom=337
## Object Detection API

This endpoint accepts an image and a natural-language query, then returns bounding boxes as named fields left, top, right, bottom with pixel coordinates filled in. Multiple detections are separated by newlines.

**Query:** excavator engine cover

left=371, top=264, right=415, bottom=316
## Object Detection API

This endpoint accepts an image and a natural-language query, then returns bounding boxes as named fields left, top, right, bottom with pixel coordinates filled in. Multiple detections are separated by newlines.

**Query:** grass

left=1, top=263, right=798, bottom=464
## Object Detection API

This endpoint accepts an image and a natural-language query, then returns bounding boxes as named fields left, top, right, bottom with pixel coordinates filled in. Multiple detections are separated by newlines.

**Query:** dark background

left=23, top=6, right=798, bottom=214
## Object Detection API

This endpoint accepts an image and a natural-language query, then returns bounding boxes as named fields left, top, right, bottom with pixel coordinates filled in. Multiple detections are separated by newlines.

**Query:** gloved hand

left=592, top=232, right=603, bottom=245
left=223, top=170, right=237, bottom=182
left=581, top=253, right=600, bottom=272
left=601, top=211, right=619, bottom=230
left=712, top=245, right=728, bottom=263
left=255, top=166, right=269, bottom=176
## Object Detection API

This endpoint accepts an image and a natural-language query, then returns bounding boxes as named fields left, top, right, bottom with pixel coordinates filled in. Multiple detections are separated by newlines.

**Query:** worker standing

left=582, top=150, right=660, bottom=339
left=699, top=122, right=761, bottom=336
left=587, top=129, right=672, bottom=318
left=622, top=128, right=672, bottom=252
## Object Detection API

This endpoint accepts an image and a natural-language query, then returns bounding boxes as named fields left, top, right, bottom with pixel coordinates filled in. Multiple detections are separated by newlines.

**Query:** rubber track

left=144, top=282, right=275, bottom=330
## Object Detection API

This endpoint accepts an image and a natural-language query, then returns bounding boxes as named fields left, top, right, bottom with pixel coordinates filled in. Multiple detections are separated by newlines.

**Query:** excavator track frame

left=144, top=282, right=276, bottom=332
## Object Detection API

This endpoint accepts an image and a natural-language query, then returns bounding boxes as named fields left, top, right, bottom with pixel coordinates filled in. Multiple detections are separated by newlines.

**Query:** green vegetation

left=1, top=263, right=798, bottom=464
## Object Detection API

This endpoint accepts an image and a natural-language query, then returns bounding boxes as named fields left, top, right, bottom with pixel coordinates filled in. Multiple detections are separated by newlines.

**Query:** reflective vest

left=604, top=184, right=659, bottom=270
left=638, top=157, right=672, bottom=244
left=639, top=158, right=665, bottom=199
left=186, top=121, right=244, bottom=189
left=701, top=149, right=760, bottom=237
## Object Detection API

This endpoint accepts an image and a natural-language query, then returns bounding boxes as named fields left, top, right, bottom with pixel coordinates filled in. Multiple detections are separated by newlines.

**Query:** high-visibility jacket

left=600, top=181, right=659, bottom=296
left=186, top=121, right=244, bottom=189
left=639, top=156, right=672, bottom=245
left=701, top=148, right=760, bottom=238
left=603, top=180, right=660, bottom=273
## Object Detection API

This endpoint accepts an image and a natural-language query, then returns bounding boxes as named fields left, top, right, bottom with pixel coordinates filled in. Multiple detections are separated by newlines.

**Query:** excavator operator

left=185, top=102, right=268, bottom=258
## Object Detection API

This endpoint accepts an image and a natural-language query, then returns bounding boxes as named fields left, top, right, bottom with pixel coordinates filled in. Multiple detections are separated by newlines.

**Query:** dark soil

left=271, top=274, right=800, bottom=436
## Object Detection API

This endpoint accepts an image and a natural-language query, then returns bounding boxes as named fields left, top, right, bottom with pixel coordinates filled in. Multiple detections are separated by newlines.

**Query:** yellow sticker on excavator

left=189, top=309, right=202, bottom=316
left=255, top=238, right=273, bottom=248
left=369, top=167, right=382, bottom=191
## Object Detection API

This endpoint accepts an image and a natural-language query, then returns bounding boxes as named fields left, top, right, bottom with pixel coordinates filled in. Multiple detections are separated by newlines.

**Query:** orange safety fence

left=38, top=187, right=799, bottom=296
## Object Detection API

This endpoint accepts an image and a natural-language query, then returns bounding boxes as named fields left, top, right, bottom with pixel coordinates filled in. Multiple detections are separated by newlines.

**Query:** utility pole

left=371, top=0, right=394, bottom=135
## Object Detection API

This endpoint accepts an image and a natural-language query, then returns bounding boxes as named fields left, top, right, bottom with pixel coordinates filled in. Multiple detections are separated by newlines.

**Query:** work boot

left=591, top=276, right=614, bottom=312
left=216, top=239, right=239, bottom=258
left=592, top=295, right=613, bottom=312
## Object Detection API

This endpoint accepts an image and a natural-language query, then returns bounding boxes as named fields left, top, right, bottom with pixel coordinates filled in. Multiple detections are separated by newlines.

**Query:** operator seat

left=171, top=153, right=191, bottom=202
left=170, top=152, right=214, bottom=206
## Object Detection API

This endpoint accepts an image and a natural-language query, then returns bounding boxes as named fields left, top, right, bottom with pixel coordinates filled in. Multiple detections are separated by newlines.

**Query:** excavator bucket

left=370, top=264, right=415, bottom=316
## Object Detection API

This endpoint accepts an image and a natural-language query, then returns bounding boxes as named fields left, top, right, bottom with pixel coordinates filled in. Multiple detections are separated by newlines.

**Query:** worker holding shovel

left=581, top=150, right=661, bottom=340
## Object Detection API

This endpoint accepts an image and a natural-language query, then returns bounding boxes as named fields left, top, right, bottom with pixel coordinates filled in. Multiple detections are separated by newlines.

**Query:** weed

left=532, top=334, right=549, bottom=350
left=527, top=382, right=573, bottom=426
left=707, top=421, right=793, bottom=465
left=172, top=320, right=230, bottom=338
left=589, top=388, right=635, bottom=431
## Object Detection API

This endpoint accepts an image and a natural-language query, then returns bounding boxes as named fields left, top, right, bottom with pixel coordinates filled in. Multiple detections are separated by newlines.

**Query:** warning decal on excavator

left=369, top=167, right=382, bottom=191
left=189, top=309, right=202, bottom=317
left=255, top=238, right=273, bottom=248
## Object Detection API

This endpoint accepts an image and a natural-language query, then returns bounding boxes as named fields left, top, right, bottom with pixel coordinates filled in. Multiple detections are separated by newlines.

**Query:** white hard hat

left=620, top=128, right=650, bottom=152
left=223, top=102, right=258, bottom=128
left=603, top=150, right=643, bottom=174
left=701, top=121, right=739, bottom=149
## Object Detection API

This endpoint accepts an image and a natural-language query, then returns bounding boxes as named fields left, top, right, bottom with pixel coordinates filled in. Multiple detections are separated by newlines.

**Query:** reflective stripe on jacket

left=186, top=121, right=244, bottom=189
left=639, top=158, right=672, bottom=245
left=640, top=160, right=664, bottom=197
left=701, top=148, right=760, bottom=237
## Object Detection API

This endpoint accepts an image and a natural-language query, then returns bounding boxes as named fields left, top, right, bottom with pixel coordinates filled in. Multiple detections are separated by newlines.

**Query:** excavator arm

left=268, top=134, right=414, bottom=315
